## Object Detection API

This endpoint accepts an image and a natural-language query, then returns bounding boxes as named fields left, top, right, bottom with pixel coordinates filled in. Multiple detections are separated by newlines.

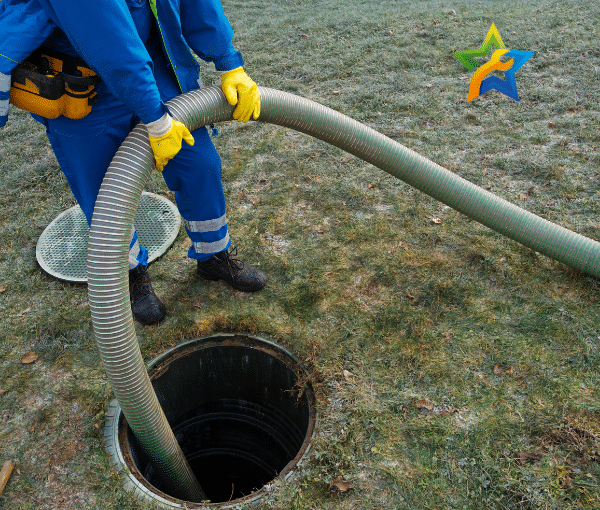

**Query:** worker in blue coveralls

left=0, top=0, right=266, bottom=325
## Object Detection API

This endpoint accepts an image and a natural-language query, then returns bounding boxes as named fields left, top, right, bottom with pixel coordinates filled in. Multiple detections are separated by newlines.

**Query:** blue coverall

left=0, top=0, right=244, bottom=267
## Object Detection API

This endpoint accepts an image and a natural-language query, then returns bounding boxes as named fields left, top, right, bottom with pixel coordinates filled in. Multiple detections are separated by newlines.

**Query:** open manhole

left=104, top=334, right=317, bottom=508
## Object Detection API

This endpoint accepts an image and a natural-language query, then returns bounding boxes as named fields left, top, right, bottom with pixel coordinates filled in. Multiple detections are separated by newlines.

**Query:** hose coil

left=88, top=86, right=600, bottom=502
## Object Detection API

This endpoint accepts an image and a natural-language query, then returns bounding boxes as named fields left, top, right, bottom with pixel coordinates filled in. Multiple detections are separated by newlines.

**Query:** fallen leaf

left=505, top=366, right=514, bottom=376
left=17, top=307, right=32, bottom=317
left=343, top=369, right=354, bottom=380
left=516, top=451, right=543, bottom=463
left=299, top=33, right=309, bottom=38
left=493, top=364, right=505, bottom=376
left=430, top=217, right=442, bottom=224
left=232, top=145, right=242, bottom=150
left=0, top=389, right=6, bottom=395
left=527, top=186, right=535, bottom=196
left=332, top=90, right=340, bottom=96
left=0, top=285, right=6, bottom=293
left=367, top=183, right=379, bottom=189
left=415, top=399, right=434, bottom=411
left=330, top=476, right=353, bottom=494
left=519, top=193, right=528, bottom=201
left=21, top=352, right=38, bottom=365
left=0, top=460, right=15, bottom=497
left=406, top=291, right=415, bottom=300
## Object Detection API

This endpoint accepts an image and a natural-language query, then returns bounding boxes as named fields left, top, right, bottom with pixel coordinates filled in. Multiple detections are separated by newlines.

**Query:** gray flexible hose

left=88, top=86, right=600, bottom=502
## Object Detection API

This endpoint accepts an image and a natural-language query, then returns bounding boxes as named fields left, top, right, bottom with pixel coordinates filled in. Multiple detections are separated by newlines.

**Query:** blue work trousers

left=35, top=83, right=230, bottom=268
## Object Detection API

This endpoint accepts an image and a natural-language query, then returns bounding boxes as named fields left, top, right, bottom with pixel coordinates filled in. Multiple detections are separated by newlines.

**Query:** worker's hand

left=221, top=67, right=260, bottom=123
left=147, top=113, right=195, bottom=172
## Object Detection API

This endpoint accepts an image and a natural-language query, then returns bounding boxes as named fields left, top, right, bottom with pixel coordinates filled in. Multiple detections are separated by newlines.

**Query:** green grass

left=1, top=0, right=600, bottom=508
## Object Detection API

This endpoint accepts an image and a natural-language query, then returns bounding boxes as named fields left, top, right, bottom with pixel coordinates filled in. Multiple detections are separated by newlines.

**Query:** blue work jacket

left=0, top=0, right=244, bottom=124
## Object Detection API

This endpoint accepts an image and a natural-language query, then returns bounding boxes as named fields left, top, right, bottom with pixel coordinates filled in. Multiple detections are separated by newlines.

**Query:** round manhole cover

left=36, top=192, right=181, bottom=282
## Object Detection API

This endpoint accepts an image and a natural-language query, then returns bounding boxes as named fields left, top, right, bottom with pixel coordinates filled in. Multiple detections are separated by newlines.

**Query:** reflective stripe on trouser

left=0, top=72, right=9, bottom=128
left=183, top=214, right=230, bottom=260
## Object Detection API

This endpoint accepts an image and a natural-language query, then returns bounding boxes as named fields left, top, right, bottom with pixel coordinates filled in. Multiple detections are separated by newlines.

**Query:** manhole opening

left=118, top=335, right=316, bottom=506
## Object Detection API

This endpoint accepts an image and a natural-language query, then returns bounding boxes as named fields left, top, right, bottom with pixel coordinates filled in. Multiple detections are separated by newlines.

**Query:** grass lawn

left=1, top=0, right=599, bottom=508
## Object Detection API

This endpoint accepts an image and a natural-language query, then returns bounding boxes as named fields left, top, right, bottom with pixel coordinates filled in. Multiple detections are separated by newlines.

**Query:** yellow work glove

left=147, top=113, right=195, bottom=172
left=221, top=67, right=260, bottom=123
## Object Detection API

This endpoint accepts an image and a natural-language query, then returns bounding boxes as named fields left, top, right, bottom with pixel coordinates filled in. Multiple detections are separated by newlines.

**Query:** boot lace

left=220, top=246, right=245, bottom=275
left=130, top=270, right=153, bottom=301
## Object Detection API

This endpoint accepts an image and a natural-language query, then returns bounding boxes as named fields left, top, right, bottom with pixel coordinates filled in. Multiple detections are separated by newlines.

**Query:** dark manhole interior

left=119, top=335, right=316, bottom=505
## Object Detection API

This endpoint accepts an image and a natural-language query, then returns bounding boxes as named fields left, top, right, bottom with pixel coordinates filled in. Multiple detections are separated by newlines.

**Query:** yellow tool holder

left=10, top=48, right=100, bottom=120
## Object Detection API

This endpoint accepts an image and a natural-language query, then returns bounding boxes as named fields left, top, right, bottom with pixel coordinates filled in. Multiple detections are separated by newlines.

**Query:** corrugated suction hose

left=88, top=86, right=600, bottom=502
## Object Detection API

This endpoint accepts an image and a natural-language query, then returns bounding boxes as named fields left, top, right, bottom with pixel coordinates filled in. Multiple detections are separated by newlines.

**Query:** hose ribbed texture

left=87, top=131, right=207, bottom=501
left=88, top=86, right=599, bottom=502
left=254, top=88, right=600, bottom=277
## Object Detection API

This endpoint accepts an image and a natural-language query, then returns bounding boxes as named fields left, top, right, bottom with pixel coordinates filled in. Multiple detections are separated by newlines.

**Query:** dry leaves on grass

left=20, top=352, right=38, bottom=365
left=330, top=476, right=353, bottom=495
left=516, top=451, right=543, bottom=464
left=416, top=399, right=434, bottom=411
left=0, top=460, right=16, bottom=497
left=493, top=365, right=514, bottom=377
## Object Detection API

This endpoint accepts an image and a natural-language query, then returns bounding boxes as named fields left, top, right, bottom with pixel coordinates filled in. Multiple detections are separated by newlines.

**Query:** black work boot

left=129, top=265, right=166, bottom=325
left=196, top=247, right=267, bottom=292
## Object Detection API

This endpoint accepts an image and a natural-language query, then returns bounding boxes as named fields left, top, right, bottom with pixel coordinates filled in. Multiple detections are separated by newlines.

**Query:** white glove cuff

left=146, top=112, right=173, bottom=137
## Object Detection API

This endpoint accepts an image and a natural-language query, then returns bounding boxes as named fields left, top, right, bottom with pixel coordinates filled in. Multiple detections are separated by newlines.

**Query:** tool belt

left=9, top=48, right=100, bottom=120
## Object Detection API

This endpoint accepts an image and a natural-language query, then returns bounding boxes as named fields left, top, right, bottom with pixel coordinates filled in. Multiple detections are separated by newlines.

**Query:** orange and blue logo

left=453, top=23, right=534, bottom=102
